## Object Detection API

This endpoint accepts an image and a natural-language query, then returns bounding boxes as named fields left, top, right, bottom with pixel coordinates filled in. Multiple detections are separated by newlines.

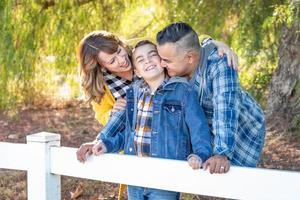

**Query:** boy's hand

left=187, top=155, right=202, bottom=170
left=112, top=98, right=127, bottom=113
left=203, top=155, right=230, bottom=174
left=212, top=40, right=239, bottom=71
left=76, top=141, right=97, bottom=163
left=92, top=140, right=107, bottom=156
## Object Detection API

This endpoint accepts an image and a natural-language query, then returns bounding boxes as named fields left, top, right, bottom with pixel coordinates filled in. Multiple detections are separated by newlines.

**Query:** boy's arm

left=92, top=128, right=126, bottom=155
left=184, top=86, right=212, bottom=163
left=101, top=128, right=126, bottom=153
left=96, top=110, right=126, bottom=141
left=91, top=110, right=126, bottom=153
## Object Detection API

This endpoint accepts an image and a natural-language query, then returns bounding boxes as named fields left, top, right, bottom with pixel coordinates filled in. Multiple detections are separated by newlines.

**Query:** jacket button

left=171, top=106, right=175, bottom=112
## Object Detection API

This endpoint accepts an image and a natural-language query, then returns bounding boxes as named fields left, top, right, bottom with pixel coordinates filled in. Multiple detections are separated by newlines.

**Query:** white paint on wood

left=26, top=132, right=61, bottom=143
left=26, top=133, right=61, bottom=200
left=0, top=142, right=28, bottom=170
left=1, top=132, right=300, bottom=200
left=51, top=146, right=300, bottom=200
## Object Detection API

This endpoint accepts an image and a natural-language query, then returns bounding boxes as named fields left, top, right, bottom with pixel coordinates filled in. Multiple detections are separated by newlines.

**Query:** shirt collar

left=139, top=76, right=169, bottom=95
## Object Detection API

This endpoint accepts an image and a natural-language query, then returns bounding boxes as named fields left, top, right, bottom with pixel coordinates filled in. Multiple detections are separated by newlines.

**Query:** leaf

left=70, top=182, right=84, bottom=199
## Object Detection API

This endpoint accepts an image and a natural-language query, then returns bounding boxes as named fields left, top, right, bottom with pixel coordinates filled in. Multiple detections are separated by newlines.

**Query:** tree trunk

left=267, top=25, right=300, bottom=134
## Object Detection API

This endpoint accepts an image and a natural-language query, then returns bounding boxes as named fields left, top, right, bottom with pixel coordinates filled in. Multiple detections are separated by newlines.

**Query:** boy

left=92, top=40, right=212, bottom=200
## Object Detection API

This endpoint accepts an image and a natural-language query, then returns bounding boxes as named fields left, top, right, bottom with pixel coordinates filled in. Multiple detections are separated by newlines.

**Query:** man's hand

left=76, top=141, right=97, bottom=163
left=187, top=155, right=202, bottom=170
left=92, top=140, right=107, bottom=156
left=212, top=40, right=239, bottom=71
left=111, top=98, right=127, bottom=113
left=203, top=155, right=230, bottom=174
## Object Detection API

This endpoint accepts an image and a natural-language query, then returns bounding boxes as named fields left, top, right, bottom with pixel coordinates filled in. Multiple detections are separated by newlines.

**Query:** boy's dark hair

left=134, top=40, right=156, bottom=49
left=156, top=22, right=200, bottom=51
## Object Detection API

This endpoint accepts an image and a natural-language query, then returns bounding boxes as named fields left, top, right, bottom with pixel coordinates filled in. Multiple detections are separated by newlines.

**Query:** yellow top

left=91, top=84, right=115, bottom=125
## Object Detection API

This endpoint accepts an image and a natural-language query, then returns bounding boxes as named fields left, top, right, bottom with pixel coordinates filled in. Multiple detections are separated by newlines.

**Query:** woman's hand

left=112, top=98, right=127, bottom=113
left=187, top=154, right=202, bottom=170
left=92, top=140, right=107, bottom=156
left=76, top=141, right=97, bottom=163
left=212, top=40, right=239, bottom=71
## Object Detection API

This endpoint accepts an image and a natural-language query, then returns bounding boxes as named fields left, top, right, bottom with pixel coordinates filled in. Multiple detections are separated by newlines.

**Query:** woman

left=76, top=30, right=238, bottom=199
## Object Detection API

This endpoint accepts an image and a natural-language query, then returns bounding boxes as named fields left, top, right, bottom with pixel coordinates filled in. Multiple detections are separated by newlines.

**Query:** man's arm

left=203, top=54, right=239, bottom=174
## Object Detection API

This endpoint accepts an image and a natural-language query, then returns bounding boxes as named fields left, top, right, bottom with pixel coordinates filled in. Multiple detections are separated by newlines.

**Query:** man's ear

left=186, top=50, right=198, bottom=64
left=134, top=68, right=142, bottom=78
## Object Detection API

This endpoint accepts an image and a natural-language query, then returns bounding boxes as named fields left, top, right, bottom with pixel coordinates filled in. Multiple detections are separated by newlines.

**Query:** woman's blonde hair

left=77, top=31, right=131, bottom=103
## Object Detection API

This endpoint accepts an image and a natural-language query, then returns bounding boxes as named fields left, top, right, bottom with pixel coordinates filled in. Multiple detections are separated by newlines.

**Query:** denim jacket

left=100, top=77, right=212, bottom=162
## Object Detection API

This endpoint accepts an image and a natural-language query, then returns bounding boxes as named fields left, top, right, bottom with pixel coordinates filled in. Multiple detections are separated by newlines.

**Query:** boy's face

left=133, top=44, right=164, bottom=81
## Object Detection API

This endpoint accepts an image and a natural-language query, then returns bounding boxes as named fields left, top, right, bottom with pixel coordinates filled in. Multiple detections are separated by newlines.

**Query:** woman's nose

left=117, top=55, right=126, bottom=65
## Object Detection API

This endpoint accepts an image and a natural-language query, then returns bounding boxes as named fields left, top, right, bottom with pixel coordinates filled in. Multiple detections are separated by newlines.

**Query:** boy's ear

left=134, top=68, right=142, bottom=78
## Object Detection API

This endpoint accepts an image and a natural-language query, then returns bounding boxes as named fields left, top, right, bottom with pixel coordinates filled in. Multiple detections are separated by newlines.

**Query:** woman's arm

left=199, top=34, right=239, bottom=70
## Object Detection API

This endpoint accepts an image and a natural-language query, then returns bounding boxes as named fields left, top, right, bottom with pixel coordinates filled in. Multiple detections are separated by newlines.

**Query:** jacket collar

left=133, top=76, right=189, bottom=92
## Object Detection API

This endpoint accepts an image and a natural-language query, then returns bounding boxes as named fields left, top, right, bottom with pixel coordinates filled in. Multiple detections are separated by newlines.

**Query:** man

left=156, top=22, right=265, bottom=174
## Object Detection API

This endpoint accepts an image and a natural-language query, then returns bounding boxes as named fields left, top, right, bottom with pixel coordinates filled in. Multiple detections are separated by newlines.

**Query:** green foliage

left=0, top=0, right=299, bottom=110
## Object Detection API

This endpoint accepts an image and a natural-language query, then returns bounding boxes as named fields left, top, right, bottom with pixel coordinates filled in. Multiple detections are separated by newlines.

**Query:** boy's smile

left=145, top=64, right=157, bottom=71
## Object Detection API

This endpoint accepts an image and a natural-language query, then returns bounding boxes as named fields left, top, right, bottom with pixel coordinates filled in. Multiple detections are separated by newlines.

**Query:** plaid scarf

left=103, top=69, right=133, bottom=99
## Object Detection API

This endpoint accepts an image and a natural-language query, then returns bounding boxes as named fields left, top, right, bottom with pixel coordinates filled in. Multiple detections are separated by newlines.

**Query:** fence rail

left=1, top=132, right=300, bottom=200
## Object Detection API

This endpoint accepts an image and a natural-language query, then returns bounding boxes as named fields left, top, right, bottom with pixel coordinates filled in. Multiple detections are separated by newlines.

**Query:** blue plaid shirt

left=191, top=48, right=265, bottom=167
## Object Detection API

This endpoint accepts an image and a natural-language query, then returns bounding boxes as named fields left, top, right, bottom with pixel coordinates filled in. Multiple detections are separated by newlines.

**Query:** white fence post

left=26, top=132, right=61, bottom=200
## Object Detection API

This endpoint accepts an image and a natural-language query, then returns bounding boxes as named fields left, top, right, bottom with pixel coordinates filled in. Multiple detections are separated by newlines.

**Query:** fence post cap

left=27, top=132, right=61, bottom=142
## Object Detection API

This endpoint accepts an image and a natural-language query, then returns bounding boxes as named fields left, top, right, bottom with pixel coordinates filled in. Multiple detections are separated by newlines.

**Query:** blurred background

left=0, top=0, right=299, bottom=199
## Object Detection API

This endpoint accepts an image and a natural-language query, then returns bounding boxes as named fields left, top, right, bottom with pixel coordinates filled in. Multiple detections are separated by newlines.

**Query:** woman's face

left=97, top=45, right=132, bottom=73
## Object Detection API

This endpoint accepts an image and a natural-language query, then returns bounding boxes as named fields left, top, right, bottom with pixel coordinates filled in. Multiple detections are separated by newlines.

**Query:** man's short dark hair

left=156, top=22, right=200, bottom=51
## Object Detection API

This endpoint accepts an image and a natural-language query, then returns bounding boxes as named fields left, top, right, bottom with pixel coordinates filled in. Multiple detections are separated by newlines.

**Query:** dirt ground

left=0, top=102, right=299, bottom=200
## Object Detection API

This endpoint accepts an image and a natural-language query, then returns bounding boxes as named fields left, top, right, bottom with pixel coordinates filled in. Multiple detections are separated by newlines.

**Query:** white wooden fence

left=0, top=132, right=300, bottom=200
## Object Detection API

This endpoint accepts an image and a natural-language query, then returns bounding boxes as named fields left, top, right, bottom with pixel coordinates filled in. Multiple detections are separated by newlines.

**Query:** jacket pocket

left=162, top=101, right=183, bottom=159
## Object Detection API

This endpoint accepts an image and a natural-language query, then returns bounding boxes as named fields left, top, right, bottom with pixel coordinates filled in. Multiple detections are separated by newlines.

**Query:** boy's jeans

left=127, top=185, right=180, bottom=200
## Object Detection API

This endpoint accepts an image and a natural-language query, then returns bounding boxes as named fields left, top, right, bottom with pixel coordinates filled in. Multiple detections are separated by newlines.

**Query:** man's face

left=133, top=44, right=164, bottom=81
left=157, top=42, right=191, bottom=77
